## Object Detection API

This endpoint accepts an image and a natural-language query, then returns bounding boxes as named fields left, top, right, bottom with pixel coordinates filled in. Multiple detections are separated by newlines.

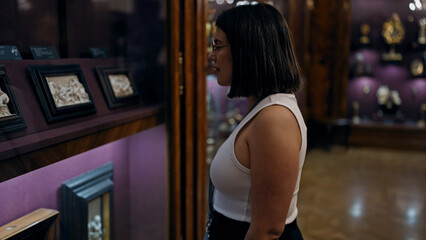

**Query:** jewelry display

left=352, top=101, right=361, bottom=124
left=376, top=85, right=402, bottom=115
left=417, top=103, right=426, bottom=128
left=360, top=23, right=371, bottom=45
left=225, top=104, right=243, bottom=131
left=418, top=18, right=426, bottom=45
left=207, top=90, right=216, bottom=122
left=382, top=13, right=405, bottom=61
left=351, top=52, right=373, bottom=76
left=349, top=2, right=425, bottom=132
left=362, top=84, right=371, bottom=95
left=206, top=90, right=216, bottom=164
left=410, top=58, right=424, bottom=77
left=354, top=52, right=365, bottom=76
left=216, top=101, right=243, bottom=141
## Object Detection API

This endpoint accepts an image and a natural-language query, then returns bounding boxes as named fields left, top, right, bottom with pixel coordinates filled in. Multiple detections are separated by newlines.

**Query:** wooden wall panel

left=182, top=0, right=207, bottom=239
left=166, top=0, right=182, bottom=238
left=287, top=0, right=309, bottom=117
left=349, top=123, right=426, bottom=151
left=306, top=0, right=351, bottom=120
left=195, top=0, right=208, bottom=239
left=183, top=0, right=196, bottom=239
left=271, top=0, right=309, bottom=116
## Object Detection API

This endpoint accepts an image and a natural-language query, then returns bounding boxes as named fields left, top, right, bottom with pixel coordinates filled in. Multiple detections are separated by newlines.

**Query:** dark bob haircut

left=215, top=4, right=302, bottom=98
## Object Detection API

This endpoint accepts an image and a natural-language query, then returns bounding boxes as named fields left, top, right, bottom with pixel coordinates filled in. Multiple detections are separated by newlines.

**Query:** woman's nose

left=207, top=51, right=214, bottom=62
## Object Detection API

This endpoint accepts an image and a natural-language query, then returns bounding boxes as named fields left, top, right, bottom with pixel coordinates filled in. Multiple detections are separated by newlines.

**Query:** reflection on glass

left=406, top=206, right=418, bottom=225
left=17, top=0, right=32, bottom=11
left=350, top=199, right=363, bottom=218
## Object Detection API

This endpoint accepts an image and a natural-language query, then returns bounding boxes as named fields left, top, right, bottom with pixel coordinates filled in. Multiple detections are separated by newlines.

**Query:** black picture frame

left=27, top=64, right=96, bottom=123
left=95, top=66, right=139, bottom=109
left=61, top=162, right=114, bottom=240
left=0, top=65, right=26, bottom=134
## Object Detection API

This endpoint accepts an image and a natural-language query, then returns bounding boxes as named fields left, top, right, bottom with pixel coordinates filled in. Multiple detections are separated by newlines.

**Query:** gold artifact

left=419, top=18, right=426, bottom=45
left=382, top=13, right=405, bottom=61
left=418, top=103, right=426, bottom=128
left=360, top=23, right=370, bottom=44
left=362, top=84, right=370, bottom=95
left=410, top=58, right=424, bottom=76
left=352, top=101, right=361, bottom=124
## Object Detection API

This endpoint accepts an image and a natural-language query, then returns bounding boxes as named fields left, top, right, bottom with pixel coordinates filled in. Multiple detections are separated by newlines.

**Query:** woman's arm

left=245, top=105, right=301, bottom=240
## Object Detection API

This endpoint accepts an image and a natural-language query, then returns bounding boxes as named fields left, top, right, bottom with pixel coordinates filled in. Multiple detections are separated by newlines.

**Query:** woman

left=206, top=3, right=306, bottom=240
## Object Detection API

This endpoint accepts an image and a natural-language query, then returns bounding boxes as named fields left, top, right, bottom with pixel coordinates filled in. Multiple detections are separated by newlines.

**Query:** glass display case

left=347, top=0, right=426, bottom=149
left=348, top=0, right=426, bottom=125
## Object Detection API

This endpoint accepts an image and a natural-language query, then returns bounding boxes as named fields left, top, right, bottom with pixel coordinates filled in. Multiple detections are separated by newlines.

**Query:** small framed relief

left=61, top=162, right=114, bottom=240
left=95, top=66, right=139, bottom=109
left=0, top=65, right=26, bottom=134
left=27, top=64, right=96, bottom=123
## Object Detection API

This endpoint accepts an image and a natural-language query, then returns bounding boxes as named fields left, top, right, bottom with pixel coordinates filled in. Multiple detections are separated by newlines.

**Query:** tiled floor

left=297, top=147, right=426, bottom=240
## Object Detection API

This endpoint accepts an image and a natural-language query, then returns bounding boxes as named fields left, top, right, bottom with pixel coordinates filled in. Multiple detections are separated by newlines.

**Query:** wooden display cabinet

left=349, top=121, right=426, bottom=151
left=0, top=208, right=59, bottom=240
left=0, top=58, right=164, bottom=183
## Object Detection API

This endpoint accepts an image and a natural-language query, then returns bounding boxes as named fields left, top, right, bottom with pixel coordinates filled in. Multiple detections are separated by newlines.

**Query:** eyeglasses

left=211, top=43, right=228, bottom=53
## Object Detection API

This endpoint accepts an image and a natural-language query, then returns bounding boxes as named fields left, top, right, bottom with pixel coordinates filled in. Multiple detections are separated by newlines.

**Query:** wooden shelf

left=0, top=105, right=164, bottom=182
left=0, top=208, right=59, bottom=240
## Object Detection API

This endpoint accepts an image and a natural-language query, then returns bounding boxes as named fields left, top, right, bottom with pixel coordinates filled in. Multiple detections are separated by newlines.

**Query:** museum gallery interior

left=0, top=0, right=425, bottom=239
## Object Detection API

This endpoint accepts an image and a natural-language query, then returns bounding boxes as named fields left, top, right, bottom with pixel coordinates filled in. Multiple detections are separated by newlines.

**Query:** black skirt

left=206, top=211, right=303, bottom=240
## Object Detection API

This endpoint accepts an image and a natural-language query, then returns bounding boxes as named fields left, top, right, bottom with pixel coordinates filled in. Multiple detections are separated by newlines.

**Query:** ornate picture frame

left=27, top=64, right=96, bottom=123
left=95, top=66, right=139, bottom=109
left=0, top=65, right=26, bottom=134
left=61, top=162, right=114, bottom=240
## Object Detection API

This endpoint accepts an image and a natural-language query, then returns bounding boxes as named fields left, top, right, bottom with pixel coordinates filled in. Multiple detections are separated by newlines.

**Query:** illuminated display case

left=347, top=0, right=426, bottom=149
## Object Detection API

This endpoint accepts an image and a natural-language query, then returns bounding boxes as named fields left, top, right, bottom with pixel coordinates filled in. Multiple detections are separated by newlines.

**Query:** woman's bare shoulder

left=247, top=104, right=301, bottom=151
left=252, top=105, right=297, bottom=129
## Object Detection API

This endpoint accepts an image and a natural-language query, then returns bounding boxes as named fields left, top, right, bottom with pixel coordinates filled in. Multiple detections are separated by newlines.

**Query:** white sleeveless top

left=210, top=93, right=307, bottom=224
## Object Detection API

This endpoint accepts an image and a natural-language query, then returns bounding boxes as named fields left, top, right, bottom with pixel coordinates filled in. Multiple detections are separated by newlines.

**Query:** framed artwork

left=95, top=66, right=139, bottom=109
left=0, top=65, right=26, bottom=134
left=61, top=162, right=114, bottom=240
left=27, top=64, right=96, bottom=123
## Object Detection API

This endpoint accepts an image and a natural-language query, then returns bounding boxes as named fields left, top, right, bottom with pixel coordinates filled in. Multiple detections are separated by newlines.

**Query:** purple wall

left=348, top=0, right=426, bottom=121
left=129, top=124, right=167, bottom=240
left=0, top=124, right=167, bottom=240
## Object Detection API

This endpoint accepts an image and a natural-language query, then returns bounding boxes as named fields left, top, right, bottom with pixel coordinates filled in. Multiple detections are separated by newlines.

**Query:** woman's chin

left=216, top=77, right=231, bottom=87
left=217, top=81, right=228, bottom=87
